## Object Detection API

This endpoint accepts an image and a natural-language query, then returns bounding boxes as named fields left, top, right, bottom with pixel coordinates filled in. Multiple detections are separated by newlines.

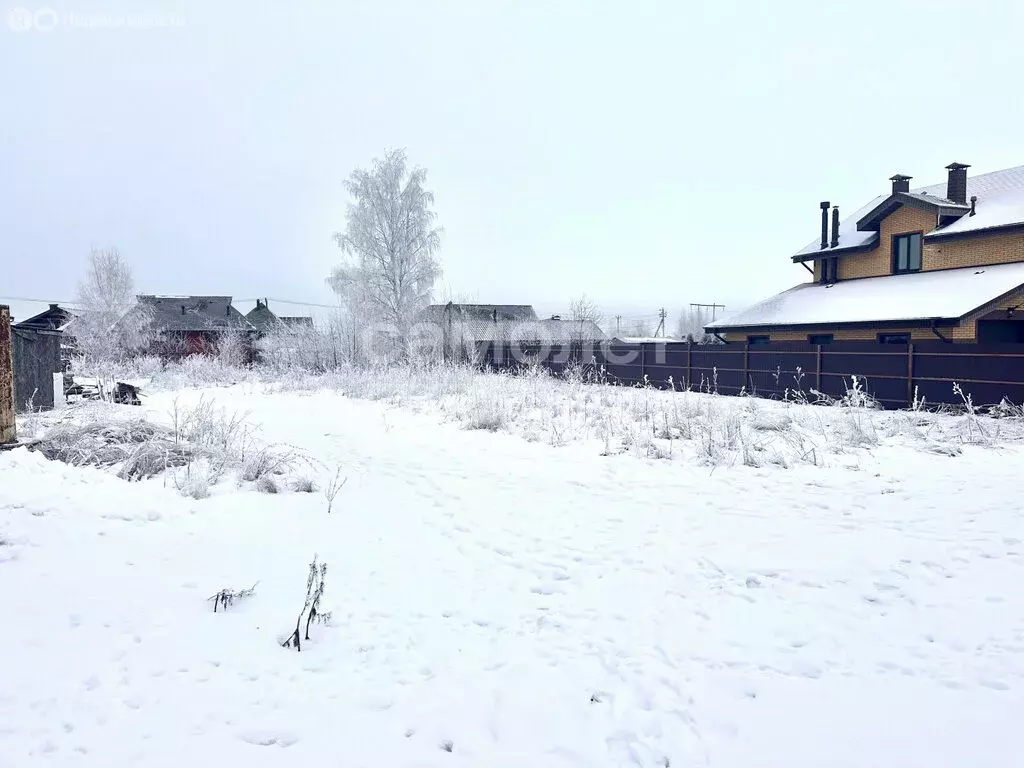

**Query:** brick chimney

left=889, top=174, right=912, bottom=194
left=945, top=162, right=970, bottom=204
left=820, top=201, right=830, bottom=250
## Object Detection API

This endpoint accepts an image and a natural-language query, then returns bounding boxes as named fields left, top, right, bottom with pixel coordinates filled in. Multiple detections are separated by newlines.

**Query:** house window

left=893, top=233, right=922, bottom=274
left=807, top=334, right=834, bottom=345
left=820, top=257, right=838, bottom=284
left=747, top=335, right=770, bottom=345
left=877, top=333, right=910, bottom=344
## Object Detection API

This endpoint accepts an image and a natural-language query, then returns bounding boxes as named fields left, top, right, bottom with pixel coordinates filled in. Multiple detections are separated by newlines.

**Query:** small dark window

left=877, top=333, right=910, bottom=344
left=893, top=233, right=922, bottom=274
left=747, top=335, right=770, bottom=345
left=820, top=257, right=838, bottom=284
left=808, top=334, right=834, bottom=345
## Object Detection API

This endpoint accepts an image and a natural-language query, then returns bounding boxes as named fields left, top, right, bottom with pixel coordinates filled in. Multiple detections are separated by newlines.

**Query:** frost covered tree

left=69, top=247, right=151, bottom=374
left=328, top=149, right=442, bottom=353
left=568, top=294, right=604, bottom=342
left=675, top=306, right=716, bottom=344
left=627, top=318, right=653, bottom=338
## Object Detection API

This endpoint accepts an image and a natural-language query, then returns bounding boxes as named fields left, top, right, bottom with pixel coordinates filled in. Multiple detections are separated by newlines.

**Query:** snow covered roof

left=706, top=261, right=1024, bottom=330
left=612, top=336, right=687, bottom=344
left=795, top=164, right=1024, bottom=258
left=137, top=295, right=255, bottom=332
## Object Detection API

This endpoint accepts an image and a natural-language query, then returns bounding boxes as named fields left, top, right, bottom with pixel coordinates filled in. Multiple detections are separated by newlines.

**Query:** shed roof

left=706, top=262, right=1024, bottom=330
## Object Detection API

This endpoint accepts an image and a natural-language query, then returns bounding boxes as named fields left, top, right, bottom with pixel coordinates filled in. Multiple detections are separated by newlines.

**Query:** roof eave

left=926, top=221, right=1024, bottom=241
left=791, top=239, right=877, bottom=262
left=705, top=317, right=962, bottom=333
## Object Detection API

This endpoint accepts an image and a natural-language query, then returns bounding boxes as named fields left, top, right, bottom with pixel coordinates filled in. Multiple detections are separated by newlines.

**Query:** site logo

left=6, top=6, right=185, bottom=32
left=6, top=7, right=57, bottom=32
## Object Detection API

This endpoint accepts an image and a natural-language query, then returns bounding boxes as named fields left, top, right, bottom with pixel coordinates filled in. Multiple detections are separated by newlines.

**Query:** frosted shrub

left=173, top=459, right=216, bottom=499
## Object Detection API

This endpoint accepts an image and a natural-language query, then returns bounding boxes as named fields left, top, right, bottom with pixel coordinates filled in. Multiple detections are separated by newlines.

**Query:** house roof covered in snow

left=706, top=262, right=1024, bottom=331
left=138, top=295, right=255, bottom=332
left=244, top=299, right=285, bottom=332
left=12, top=303, right=75, bottom=332
left=794, top=164, right=1024, bottom=260
left=422, top=304, right=539, bottom=342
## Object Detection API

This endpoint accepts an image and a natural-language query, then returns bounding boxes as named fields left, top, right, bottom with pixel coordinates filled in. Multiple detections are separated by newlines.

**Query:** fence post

left=686, top=340, right=692, bottom=390
left=907, top=342, right=915, bottom=407
left=0, top=306, right=15, bottom=445
left=743, top=343, right=750, bottom=393
left=816, top=344, right=822, bottom=391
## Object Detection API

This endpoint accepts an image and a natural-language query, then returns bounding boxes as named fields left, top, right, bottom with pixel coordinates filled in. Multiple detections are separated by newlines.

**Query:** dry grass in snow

left=44, top=358, right=1024, bottom=478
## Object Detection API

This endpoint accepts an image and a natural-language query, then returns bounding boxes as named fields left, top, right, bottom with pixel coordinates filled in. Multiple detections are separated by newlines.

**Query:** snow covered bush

left=29, top=398, right=311, bottom=497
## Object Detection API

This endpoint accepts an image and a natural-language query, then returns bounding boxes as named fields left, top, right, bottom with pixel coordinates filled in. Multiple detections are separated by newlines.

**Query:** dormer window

left=893, top=233, right=922, bottom=274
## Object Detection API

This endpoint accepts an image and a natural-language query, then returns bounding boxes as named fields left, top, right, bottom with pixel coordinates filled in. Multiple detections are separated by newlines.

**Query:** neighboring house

left=422, top=304, right=607, bottom=344
left=423, top=304, right=539, bottom=344
left=707, top=163, right=1024, bottom=344
left=13, top=303, right=76, bottom=370
left=136, top=295, right=256, bottom=358
left=245, top=299, right=314, bottom=334
left=12, top=303, right=74, bottom=332
left=517, top=316, right=607, bottom=343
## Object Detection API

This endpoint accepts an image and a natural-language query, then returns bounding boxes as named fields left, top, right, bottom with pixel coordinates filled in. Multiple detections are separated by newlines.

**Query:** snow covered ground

left=2, top=379, right=1024, bottom=766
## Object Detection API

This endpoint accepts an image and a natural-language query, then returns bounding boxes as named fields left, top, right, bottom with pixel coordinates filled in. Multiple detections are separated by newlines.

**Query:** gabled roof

left=706, top=262, right=1024, bottom=331
left=245, top=300, right=280, bottom=331
left=795, top=164, right=1024, bottom=260
left=855, top=191, right=969, bottom=231
left=138, top=295, right=254, bottom=332
left=520, top=319, right=606, bottom=342
left=423, top=304, right=538, bottom=323
left=422, top=304, right=540, bottom=342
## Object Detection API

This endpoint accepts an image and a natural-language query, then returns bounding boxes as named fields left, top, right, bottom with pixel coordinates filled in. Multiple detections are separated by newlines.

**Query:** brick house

left=707, top=163, right=1024, bottom=344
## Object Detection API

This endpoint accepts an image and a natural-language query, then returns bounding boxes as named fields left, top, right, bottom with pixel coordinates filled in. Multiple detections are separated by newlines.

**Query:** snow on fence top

left=706, top=261, right=1024, bottom=330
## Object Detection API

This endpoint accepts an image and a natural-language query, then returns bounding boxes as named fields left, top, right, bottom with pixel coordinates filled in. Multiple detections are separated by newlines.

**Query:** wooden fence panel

left=0, top=306, right=15, bottom=444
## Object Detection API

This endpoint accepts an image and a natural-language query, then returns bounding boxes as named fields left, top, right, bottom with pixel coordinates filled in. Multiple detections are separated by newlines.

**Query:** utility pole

left=615, top=314, right=622, bottom=334
left=655, top=307, right=667, bottom=337
left=690, top=303, right=726, bottom=320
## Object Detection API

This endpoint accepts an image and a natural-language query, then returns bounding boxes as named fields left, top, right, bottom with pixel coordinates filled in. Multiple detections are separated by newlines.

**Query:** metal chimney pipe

left=820, top=201, right=830, bottom=250
left=830, top=206, right=840, bottom=248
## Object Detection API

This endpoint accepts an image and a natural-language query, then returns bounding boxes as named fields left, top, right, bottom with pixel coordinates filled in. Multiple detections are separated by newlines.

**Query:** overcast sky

left=2, top=0, right=1023, bottom=326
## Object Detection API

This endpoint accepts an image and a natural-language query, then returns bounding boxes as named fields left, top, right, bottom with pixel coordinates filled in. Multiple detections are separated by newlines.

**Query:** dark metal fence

left=477, top=340, right=1024, bottom=409
left=12, top=327, right=62, bottom=412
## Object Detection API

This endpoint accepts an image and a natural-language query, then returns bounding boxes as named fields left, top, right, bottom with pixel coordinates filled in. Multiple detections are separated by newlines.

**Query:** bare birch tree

left=676, top=306, right=715, bottom=344
left=70, top=247, right=151, bottom=377
left=328, top=149, right=442, bottom=354
left=569, top=294, right=604, bottom=342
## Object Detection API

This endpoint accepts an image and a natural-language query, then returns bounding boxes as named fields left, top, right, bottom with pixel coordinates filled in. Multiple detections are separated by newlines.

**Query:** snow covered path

left=2, top=387, right=1023, bottom=766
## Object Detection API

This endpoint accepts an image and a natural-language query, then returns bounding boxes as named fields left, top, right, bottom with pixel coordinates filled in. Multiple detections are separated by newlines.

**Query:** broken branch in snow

left=324, top=467, right=347, bottom=514
left=208, top=581, right=258, bottom=612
